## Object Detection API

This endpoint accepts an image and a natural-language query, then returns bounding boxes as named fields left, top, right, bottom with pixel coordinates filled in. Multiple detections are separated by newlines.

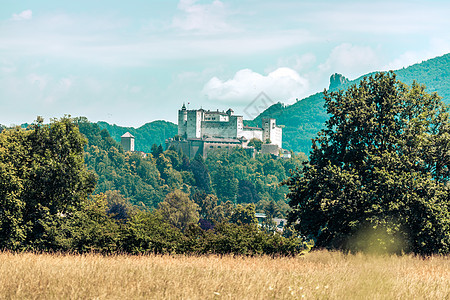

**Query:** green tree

left=247, top=138, right=263, bottom=151
left=105, top=190, right=133, bottom=221
left=285, top=72, right=450, bottom=255
left=236, top=179, right=260, bottom=204
left=157, top=190, right=200, bottom=231
left=211, top=164, right=238, bottom=203
left=122, top=210, right=184, bottom=254
left=0, top=117, right=97, bottom=249
left=190, top=154, right=212, bottom=193
left=229, top=204, right=257, bottom=225
left=191, top=191, right=218, bottom=221
left=39, top=194, right=121, bottom=253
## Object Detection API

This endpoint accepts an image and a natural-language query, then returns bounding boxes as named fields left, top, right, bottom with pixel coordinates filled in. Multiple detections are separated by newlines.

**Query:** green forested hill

left=75, top=117, right=306, bottom=215
left=253, top=53, right=450, bottom=155
left=97, top=120, right=177, bottom=153
left=395, top=53, right=450, bottom=102
left=245, top=93, right=328, bottom=154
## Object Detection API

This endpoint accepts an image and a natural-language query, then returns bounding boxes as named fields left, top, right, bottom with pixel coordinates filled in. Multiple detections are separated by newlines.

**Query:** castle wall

left=166, top=139, right=204, bottom=160
left=201, top=121, right=236, bottom=138
left=203, top=140, right=240, bottom=157
left=261, top=143, right=279, bottom=156
left=201, top=115, right=243, bottom=138
left=204, top=111, right=229, bottom=122
left=239, top=128, right=263, bottom=141
left=167, top=138, right=241, bottom=159
left=186, top=110, right=203, bottom=138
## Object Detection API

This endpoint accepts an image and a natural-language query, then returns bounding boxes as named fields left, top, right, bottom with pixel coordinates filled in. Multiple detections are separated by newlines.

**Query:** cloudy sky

left=2, top=0, right=450, bottom=127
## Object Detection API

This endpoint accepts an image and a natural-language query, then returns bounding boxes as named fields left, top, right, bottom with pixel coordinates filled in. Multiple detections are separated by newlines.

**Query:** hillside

left=97, top=120, right=177, bottom=153
left=253, top=53, right=450, bottom=154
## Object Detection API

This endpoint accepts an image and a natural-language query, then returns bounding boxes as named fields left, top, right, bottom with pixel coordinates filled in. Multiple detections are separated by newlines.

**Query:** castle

left=166, top=104, right=283, bottom=159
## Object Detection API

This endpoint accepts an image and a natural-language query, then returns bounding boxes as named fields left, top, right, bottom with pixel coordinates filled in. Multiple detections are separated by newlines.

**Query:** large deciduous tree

left=285, top=72, right=450, bottom=255
left=0, top=117, right=96, bottom=249
left=157, top=189, right=199, bottom=231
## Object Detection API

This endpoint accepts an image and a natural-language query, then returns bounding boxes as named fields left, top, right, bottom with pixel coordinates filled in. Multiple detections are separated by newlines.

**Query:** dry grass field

left=0, top=250, right=449, bottom=299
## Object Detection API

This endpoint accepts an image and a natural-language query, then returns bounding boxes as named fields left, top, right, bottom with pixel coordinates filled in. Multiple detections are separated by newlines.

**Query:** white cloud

left=27, top=73, right=48, bottom=91
left=275, top=53, right=316, bottom=72
left=319, top=43, right=380, bottom=79
left=202, top=68, right=309, bottom=105
left=12, top=10, right=32, bottom=21
left=173, top=0, right=235, bottom=33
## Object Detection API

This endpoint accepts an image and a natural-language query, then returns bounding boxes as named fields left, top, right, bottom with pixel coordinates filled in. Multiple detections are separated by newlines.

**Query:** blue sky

left=1, top=0, right=450, bottom=127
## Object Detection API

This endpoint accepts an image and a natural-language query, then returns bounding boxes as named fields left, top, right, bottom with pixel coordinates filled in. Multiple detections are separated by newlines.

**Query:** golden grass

left=0, top=250, right=449, bottom=299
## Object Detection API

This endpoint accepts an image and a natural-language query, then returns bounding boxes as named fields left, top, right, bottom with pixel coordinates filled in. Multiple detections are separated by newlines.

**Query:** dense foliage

left=285, top=72, right=450, bottom=255
left=0, top=117, right=96, bottom=250
left=0, top=117, right=308, bottom=255
left=78, top=117, right=306, bottom=217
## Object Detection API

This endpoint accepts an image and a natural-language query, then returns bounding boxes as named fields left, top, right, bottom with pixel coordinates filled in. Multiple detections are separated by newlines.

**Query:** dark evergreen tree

left=236, top=180, right=260, bottom=204
left=190, top=154, right=211, bottom=193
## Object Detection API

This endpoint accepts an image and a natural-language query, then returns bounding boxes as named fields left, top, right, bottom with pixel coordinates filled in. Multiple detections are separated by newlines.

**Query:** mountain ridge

left=4, top=54, right=450, bottom=154
left=251, top=52, right=450, bottom=154
left=75, top=53, right=450, bottom=154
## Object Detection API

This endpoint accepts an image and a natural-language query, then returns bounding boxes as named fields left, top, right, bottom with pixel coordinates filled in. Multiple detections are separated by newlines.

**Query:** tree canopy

left=0, top=117, right=96, bottom=249
left=285, top=72, right=450, bottom=255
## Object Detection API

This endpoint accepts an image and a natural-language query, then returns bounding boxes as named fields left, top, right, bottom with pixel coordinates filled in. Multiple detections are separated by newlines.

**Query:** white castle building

left=167, top=104, right=283, bottom=159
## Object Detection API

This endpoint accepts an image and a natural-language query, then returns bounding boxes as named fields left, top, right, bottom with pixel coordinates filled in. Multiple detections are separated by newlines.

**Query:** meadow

left=0, top=250, right=449, bottom=299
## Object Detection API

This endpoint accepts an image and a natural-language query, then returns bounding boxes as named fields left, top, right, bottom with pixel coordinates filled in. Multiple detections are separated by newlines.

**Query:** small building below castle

left=166, top=105, right=284, bottom=159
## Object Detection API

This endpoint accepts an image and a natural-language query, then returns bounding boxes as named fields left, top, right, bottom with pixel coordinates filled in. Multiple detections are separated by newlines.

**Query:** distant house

left=121, top=132, right=135, bottom=152
left=255, top=213, right=267, bottom=224
left=255, top=212, right=287, bottom=232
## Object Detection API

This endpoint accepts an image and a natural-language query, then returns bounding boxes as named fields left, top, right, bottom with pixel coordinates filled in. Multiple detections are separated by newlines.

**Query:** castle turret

left=178, top=103, right=188, bottom=137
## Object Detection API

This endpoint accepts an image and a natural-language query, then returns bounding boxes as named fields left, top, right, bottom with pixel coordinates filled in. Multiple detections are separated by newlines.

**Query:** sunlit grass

left=0, top=250, right=449, bottom=299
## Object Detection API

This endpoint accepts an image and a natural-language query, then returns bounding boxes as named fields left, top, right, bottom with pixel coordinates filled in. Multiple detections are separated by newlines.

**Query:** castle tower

left=262, top=118, right=282, bottom=148
left=178, top=103, right=188, bottom=137
left=121, top=132, right=135, bottom=152
left=186, top=109, right=203, bottom=138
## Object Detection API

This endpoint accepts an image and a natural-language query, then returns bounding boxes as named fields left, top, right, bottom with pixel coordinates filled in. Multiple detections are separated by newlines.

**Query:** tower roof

left=121, top=132, right=135, bottom=138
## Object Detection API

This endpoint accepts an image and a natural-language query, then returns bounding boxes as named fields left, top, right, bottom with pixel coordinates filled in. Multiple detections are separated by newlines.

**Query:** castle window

left=218, top=146, right=221, bottom=148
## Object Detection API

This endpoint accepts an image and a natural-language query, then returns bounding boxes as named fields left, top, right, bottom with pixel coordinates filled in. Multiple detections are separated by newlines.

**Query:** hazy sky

left=2, top=0, right=450, bottom=127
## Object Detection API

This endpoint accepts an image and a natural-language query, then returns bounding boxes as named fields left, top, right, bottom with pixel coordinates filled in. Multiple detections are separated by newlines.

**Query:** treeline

left=41, top=190, right=308, bottom=255
left=0, top=117, right=309, bottom=255
left=97, top=120, right=177, bottom=153
left=77, top=117, right=306, bottom=218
